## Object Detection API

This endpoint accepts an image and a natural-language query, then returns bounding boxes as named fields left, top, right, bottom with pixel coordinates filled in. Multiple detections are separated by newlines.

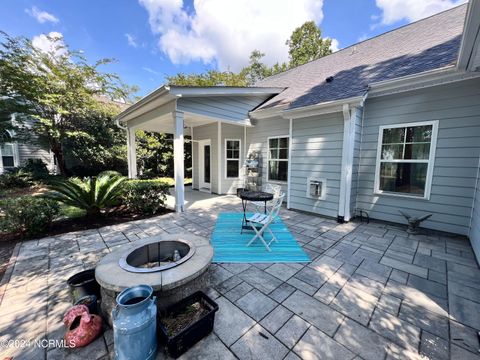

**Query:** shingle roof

left=256, top=4, right=467, bottom=111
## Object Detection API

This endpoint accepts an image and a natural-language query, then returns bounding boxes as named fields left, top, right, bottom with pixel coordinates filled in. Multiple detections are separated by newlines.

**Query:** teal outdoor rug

left=211, top=212, right=310, bottom=263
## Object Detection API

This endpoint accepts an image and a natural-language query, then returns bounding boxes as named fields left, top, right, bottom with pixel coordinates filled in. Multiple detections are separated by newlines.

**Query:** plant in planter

left=44, top=171, right=126, bottom=217
left=158, top=291, right=219, bottom=358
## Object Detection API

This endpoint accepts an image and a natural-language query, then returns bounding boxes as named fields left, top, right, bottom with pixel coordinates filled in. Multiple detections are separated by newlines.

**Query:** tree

left=166, top=69, right=247, bottom=86
left=0, top=32, right=136, bottom=175
left=286, top=21, right=332, bottom=67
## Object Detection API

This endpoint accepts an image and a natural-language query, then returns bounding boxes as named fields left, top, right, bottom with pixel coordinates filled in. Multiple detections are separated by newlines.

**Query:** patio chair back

left=265, top=183, right=282, bottom=198
left=268, top=193, right=285, bottom=221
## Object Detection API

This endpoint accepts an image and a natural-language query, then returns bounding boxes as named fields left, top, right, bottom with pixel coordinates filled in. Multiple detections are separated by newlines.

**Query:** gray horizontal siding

left=470, top=162, right=480, bottom=262
left=357, top=78, right=480, bottom=235
left=290, top=113, right=344, bottom=218
left=246, top=116, right=289, bottom=196
left=18, top=143, right=53, bottom=170
left=178, top=96, right=269, bottom=123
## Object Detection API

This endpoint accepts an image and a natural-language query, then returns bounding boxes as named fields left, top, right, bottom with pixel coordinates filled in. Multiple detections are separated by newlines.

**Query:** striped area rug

left=211, top=212, right=310, bottom=263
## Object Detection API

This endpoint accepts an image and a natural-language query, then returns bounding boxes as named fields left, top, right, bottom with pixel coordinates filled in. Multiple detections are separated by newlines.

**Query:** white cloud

left=125, top=33, right=138, bottom=47
left=143, top=67, right=161, bottom=75
left=374, top=0, right=467, bottom=25
left=139, top=0, right=325, bottom=71
left=32, top=32, right=67, bottom=57
left=26, top=6, right=59, bottom=24
left=328, top=38, right=340, bottom=52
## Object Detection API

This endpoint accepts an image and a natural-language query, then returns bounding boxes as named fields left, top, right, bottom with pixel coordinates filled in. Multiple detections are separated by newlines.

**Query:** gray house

left=0, top=113, right=55, bottom=174
left=115, top=2, right=480, bottom=261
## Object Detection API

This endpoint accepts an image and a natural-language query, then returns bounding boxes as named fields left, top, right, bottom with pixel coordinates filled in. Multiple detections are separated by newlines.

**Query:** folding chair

left=250, top=183, right=282, bottom=213
left=246, top=193, right=285, bottom=251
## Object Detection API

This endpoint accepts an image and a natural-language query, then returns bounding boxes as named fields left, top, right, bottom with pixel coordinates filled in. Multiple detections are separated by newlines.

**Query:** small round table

left=238, top=190, right=274, bottom=233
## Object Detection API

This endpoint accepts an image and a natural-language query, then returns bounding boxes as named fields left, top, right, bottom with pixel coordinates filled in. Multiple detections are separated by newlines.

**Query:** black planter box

left=158, top=291, right=219, bottom=358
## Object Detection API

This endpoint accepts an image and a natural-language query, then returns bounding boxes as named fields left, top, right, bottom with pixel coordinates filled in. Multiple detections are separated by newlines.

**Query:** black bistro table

left=238, top=190, right=274, bottom=233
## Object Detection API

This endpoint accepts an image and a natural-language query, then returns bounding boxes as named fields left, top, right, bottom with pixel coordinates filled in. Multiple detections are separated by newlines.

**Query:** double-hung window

left=375, top=121, right=438, bottom=199
left=268, top=137, right=289, bottom=182
left=225, top=139, right=240, bottom=178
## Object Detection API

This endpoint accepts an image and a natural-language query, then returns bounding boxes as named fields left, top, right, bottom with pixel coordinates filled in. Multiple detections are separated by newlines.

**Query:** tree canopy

left=0, top=32, right=136, bottom=174
left=286, top=21, right=332, bottom=67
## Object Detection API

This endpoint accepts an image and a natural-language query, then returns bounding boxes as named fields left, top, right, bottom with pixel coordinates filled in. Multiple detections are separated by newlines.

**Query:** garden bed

left=0, top=206, right=172, bottom=243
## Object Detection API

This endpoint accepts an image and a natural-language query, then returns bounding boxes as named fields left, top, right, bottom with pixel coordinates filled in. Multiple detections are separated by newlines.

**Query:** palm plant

left=44, top=171, right=127, bottom=217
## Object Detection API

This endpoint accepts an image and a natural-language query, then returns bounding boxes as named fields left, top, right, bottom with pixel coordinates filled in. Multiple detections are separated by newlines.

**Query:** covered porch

left=115, top=85, right=283, bottom=212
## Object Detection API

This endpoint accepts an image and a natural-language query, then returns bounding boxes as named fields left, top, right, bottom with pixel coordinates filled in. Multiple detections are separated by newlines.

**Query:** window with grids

left=225, top=139, right=240, bottom=178
left=0, top=129, right=15, bottom=169
left=376, top=122, right=437, bottom=197
left=268, top=137, right=289, bottom=182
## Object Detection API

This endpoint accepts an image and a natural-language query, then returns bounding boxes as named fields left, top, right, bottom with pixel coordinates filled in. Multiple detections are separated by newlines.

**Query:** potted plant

left=157, top=291, right=219, bottom=358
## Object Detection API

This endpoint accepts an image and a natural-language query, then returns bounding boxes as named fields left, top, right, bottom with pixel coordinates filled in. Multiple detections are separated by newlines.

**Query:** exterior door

left=199, top=140, right=211, bottom=192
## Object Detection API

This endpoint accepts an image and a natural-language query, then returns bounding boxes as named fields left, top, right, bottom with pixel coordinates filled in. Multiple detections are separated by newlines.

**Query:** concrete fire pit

left=95, top=233, right=213, bottom=324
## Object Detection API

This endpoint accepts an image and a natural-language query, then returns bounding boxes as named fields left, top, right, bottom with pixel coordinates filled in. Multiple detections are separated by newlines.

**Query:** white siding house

left=115, top=2, right=480, bottom=261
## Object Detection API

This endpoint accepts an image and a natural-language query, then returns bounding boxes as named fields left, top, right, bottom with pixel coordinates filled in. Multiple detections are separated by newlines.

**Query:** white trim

left=469, top=155, right=480, bottom=234
left=173, top=111, right=185, bottom=212
left=198, top=139, right=212, bottom=193
left=373, top=120, right=439, bottom=200
left=217, top=121, right=222, bottom=194
left=287, top=119, right=293, bottom=209
left=191, top=126, right=195, bottom=189
left=126, top=127, right=137, bottom=179
left=368, top=68, right=480, bottom=98
left=169, top=86, right=285, bottom=97
left=339, top=104, right=357, bottom=221
left=249, top=104, right=288, bottom=120
left=224, top=138, right=241, bottom=179
left=281, top=96, right=364, bottom=119
left=266, top=135, right=289, bottom=183
left=457, top=0, right=480, bottom=71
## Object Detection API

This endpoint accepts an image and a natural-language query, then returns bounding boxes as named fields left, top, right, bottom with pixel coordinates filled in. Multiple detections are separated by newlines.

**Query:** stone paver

left=230, top=324, right=289, bottom=360
left=1, top=190, right=479, bottom=360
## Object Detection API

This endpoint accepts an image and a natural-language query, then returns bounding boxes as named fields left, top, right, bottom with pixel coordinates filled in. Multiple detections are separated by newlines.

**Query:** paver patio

left=1, top=189, right=480, bottom=359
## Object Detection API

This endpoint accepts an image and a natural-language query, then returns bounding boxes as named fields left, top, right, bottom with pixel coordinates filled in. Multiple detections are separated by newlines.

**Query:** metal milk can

left=113, top=284, right=157, bottom=360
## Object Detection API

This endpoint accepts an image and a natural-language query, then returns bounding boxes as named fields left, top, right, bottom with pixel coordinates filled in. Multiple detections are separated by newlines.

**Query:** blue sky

left=1, top=0, right=466, bottom=97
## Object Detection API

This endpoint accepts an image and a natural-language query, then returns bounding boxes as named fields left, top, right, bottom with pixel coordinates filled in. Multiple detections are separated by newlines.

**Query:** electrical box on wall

left=306, top=177, right=327, bottom=200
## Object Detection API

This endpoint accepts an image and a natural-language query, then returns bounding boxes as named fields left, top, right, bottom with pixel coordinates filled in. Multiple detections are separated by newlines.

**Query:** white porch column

left=126, top=127, right=137, bottom=179
left=173, top=111, right=185, bottom=212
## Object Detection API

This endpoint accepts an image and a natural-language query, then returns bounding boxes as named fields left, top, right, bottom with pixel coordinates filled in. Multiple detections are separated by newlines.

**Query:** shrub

left=0, top=196, right=59, bottom=237
left=22, top=159, right=50, bottom=180
left=0, top=169, right=32, bottom=189
left=43, top=171, right=127, bottom=217
left=124, top=179, right=170, bottom=215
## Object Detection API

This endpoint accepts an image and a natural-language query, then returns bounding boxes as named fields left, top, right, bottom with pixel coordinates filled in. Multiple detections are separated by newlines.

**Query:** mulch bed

left=0, top=206, right=173, bottom=280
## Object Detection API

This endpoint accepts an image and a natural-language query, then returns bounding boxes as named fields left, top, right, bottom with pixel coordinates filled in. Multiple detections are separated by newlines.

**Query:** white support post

left=217, top=121, right=222, bottom=194
left=287, top=118, right=293, bottom=209
left=173, top=111, right=185, bottom=212
left=191, top=126, right=195, bottom=189
left=126, top=127, right=137, bottom=179
left=339, top=104, right=357, bottom=222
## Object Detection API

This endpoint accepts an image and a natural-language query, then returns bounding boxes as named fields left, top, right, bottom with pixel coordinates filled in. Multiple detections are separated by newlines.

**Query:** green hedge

left=123, top=179, right=170, bottom=215
left=0, top=196, right=59, bottom=237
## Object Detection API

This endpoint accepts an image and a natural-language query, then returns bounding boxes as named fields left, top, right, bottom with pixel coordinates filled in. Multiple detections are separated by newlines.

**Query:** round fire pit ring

left=95, top=233, right=213, bottom=325
left=119, top=239, right=196, bottom=273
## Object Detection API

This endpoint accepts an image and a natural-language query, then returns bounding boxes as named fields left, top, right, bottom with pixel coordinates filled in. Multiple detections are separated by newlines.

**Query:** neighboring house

left=115, top=2, right=480, bottom=260
left=0, top=113, right=55, bottom=174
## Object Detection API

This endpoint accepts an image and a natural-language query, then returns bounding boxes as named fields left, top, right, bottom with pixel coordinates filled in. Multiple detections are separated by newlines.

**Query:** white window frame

left=224, top=138, right=241, bottom=179
left=374, top=120, right=439, bottom=200
left=267, top=135, right=289, bottom=183
left=0, top=129, right=20, bottom=173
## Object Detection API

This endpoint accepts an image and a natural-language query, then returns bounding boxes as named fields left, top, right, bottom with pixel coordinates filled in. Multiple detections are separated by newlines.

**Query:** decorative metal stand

left=244, top=151, right=262, bottom=191
left=399, top=210, right=433, bottom=234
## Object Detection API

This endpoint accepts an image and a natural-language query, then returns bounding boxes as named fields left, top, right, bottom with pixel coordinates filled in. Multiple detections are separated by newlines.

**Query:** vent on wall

left=306, top=177, right=327, bottom=200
